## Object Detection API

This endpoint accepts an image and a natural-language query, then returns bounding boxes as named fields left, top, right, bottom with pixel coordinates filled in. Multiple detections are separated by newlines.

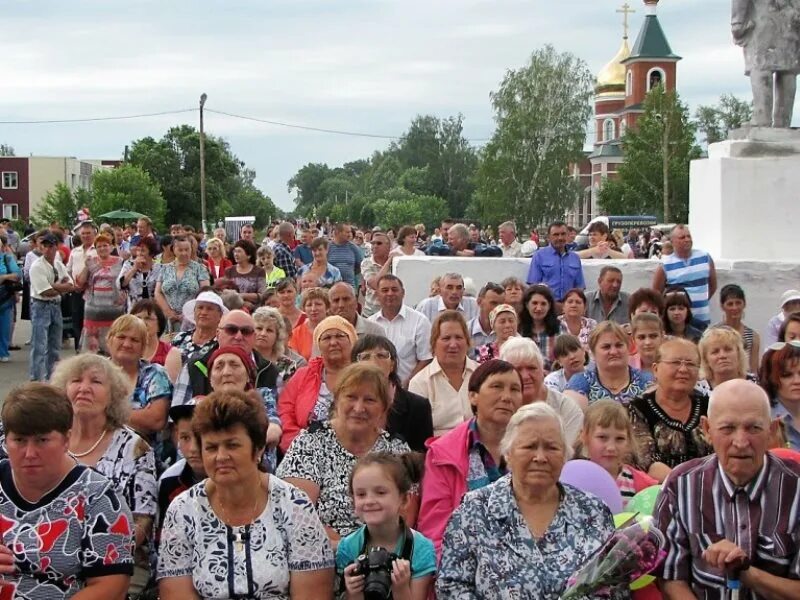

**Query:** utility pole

left=199, top=93, right=208, bottom=234
left=662, top=114, right=671, bottom=223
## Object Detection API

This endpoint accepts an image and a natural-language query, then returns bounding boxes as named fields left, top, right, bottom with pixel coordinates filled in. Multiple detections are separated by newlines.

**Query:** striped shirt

left=662, top=249, right=713, bottom=325
left=326, top=241, right=363, bottom=285
left=654, top=454, right=800, bottom=599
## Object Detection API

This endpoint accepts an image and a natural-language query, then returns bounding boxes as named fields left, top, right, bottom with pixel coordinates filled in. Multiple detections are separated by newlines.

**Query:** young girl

left=577, top=400, right=657, bottom=509
left=257, top=245, right=286, bottom=288
left=628, top=313, right=664, bottom=375
left=339, top=453, right=435, bottom=600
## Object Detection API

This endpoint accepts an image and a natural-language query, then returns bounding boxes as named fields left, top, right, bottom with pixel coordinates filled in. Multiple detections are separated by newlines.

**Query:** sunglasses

left=219, top=324, right=255, bottom=337
left=768, top=341, right=800, bottom=351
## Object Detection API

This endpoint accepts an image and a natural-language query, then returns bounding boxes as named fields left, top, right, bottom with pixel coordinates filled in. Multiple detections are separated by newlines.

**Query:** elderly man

left=585, top=266, right=630, bottom=325
left=427, top=223, right=502, bottom=257
left=416, top=273, right=479, bottom=323
left=360, top=231, right=392, bottom=318
left=327, top=222, right=363, bottom=286
left=654, top=379, right=800, bottom=599
left=498, top=221, right=523, bottom=258
left=65, top=221, right=97, bottom=352
left=171, top=309, right=278, bottom=406
left=368, top=274, right=432, bottom=385
left=328, top=282, right=385, bottom=341
left=526, top=221, right=585, bottom=303
left=653, top=225, right=717, bottom=327
left=467, top=282, right=505, bottom=358
left=272, top=221, right=298, bottom=279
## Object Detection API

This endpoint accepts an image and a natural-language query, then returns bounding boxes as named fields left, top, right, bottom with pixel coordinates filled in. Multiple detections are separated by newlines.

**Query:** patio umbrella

left=98, top=209, right=146, bottom=220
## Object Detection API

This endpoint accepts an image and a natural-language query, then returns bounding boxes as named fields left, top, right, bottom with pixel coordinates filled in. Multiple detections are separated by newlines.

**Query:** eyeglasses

left=219, top=324, right=255, bottom=337
left=357, top=351, right=391, bottom=361
left=659, top=358, right=700, bottom=370
left=768, top=341, right=800, bottom=351
left=319, top=332, right=350, bottom=343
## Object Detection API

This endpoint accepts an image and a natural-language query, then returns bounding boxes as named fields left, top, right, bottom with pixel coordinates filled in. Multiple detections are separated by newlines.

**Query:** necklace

left=69, top=429, right=108, bottom=458
left=216, top=476, right=264, bottom=552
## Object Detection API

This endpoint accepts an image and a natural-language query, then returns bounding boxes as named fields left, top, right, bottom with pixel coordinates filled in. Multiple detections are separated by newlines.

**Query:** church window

left=647, top=68, right=666, bottom=91
left=603, top=118, right=615, bottom=142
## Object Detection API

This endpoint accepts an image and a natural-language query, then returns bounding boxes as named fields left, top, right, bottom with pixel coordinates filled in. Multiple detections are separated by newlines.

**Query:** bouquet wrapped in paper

left=560, top=515, right=666, bottom=599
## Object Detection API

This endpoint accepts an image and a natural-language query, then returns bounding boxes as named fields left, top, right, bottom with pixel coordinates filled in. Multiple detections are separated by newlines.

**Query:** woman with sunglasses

left=759, top=341, right=800, bottom=450
left=351, top=334, right=433, bottom=452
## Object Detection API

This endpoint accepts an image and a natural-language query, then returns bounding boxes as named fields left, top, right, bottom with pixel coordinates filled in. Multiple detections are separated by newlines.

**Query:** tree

left=474, top=45, right=594, bottom=229
left=35, top=183, right=82, bottom=228
left=91, top=165, right=166, bottom=230
left=287, top=163, right=332, bottom=216
left=0, top=144, right=14, bottom=157
left=695, top=94, right=752, bottom=146
left=599, top=87, right=702, bottom=223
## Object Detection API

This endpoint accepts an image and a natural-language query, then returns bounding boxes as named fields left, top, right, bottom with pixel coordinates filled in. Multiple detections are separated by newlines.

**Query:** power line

left=0, top=108, right=196, bottom=124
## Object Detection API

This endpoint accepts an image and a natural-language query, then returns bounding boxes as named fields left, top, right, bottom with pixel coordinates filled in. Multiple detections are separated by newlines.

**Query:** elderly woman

left=165, top=290, right=228, bottom=383
left=158, top=390, right=334, bottom=599
left=565, top=321, right=655, bottom=410
left=628, top=312, right=664, bottom=375
left=203, top=236, right=232, bottom=281
left=75, top=232, right=126, bottom=353
left=279, top=315, right=355, bottom=453
left=253, top=306, right=305, bottom=394
left=476, top=303, right=519, bottom=363
left=205, top=345, right=282, bottom=472
left=501, top=276, right=526, bottom=316
left=289, top=287, right=330, bottom=361
left=418, top=360, right=524, bottom=556
left=352, top=334, right=433, bottom=452
left=276, top=277, right=304, bottom=329
left=779, top=313, right=800, bottom=343
left=48, top=354, right=158, bottom=595
left=519, top=284, right=560, bottom=370
left=759, top=342, right=800, bottom=450
left=107, top=314, right=173, bottom=441
left=557, top=288, right=597, bottom=349
left=696, top=325, right=753, bottom=395
left=155, top=235, right=210, bottom=331
left=298, top=237, right=342, bottom=288
left=499, top=337, right=584, bottom=445
left=544, top=334, right=587, bottom=392
left=225, top=239, right=267, bottom=311
left=131, top=298, right=171, bottom=365
left=718, top=283, right=761, bottom=373
left=119, top=236, right=162, bottom=312
left=409, top=310, right=478, bottom=437
left=628, top=339, right=713, bottom=482
left=0, top=383, right=134, bottom=597
left=277, top=363, right=415, bottom=548
left=437, top=403, right=621, bottom=599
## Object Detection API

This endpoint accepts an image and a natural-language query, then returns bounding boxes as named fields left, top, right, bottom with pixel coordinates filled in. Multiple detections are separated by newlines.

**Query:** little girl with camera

left=339, top=452, right=435, bottom=600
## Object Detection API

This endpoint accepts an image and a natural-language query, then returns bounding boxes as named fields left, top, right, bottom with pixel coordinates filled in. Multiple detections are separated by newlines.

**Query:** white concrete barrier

left=392, top=256, right=800, bottom=343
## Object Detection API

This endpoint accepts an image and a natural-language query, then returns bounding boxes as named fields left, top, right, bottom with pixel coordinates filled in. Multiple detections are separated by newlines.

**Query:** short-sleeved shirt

left=224, top=265, right=267, bottom=300
left=326, top=241, right=363, bottom=286
left=131, top=360, right=173, bottom=412
left=157, top=261, right=209, bottom=313
left=293, top=243, right=313, bottom=266
left=118, top=260, right=162, bottom=312
left=566, top=364, right=654, bottom=406
left=297, top=262, right=342, bottom=288
left=336, top=525, right=436, bottom=580
left=158, top=476, right=334, bottom=599
left=29, top=255, right=72, bottom=301
left=0, top=461, right=134, bottom=598
left=276, top=422, right=412, bottom=537
left=368, top=305, right=432, bottom=383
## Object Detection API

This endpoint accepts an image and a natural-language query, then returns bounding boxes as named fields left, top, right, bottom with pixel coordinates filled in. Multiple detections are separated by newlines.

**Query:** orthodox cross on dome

left=616, top=2, right=636, bottom=40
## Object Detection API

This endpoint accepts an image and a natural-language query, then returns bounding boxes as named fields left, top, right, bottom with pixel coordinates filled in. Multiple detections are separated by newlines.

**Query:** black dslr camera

left=353, top=546, right=397, bottom=599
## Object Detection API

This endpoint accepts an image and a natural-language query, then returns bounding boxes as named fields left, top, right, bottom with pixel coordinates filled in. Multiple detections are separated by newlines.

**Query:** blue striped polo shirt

left=662, top=249, right=712, bottom=325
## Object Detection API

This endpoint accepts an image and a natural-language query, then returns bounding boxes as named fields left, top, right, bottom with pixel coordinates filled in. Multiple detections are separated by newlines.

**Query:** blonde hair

left=206, top=238, right=224, bottom=253
left=50, top=355, right=132, bottom=429
left=575, top=400, right=640, bottom=464
left=333, top=363, right=391, bottom=416
left=106, top=314, right=147, bottom=349
left=588, top=320, right=629, bottom=353
left=698, top=326, right=748, bottom=381
left=300, top=287, right=330, bottom=310
left=253, top=306, right=288, bottom=356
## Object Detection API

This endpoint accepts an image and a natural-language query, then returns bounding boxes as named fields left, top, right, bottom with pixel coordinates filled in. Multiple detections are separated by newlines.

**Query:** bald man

left=654, top=379, right=800, bottom=599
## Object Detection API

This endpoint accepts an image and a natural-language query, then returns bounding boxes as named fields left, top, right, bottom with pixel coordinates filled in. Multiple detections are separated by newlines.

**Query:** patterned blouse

left=628, top=390, right=713, bottom=471
left=131, top=360, right=173, bottom=414
left=276, top=422, right=412, bottom=537
left=158, top=476, right=334, bottom=599
left=297, top=262, right=342, bottom=288
left=83, top=256, right=125, bottom=326
left=171, top=330, right=217, bottom=362
left=224, top=265, right=267, bottom=300
left=118, top=260, right=162, bottom=312
left=437, top=475, right=625, bottom=599
left=0, top=462, right=134, bottom=599
left=566, top=364, right=655, bottom=406
left=558, top=315, right=597, bottom=349
left=157, top=261, right=210, bottom=313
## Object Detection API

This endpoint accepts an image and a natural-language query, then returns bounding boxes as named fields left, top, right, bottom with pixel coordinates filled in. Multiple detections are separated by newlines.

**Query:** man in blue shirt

left=526, top=221, right=585, bottom=303
left=327, top=222, right=363, bottom=286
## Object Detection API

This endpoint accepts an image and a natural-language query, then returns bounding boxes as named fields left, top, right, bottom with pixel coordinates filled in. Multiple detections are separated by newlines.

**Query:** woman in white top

left=391, top=225, right=425, bottom=257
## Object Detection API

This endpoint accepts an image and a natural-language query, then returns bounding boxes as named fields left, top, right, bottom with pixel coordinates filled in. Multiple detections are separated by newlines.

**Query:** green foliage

left=694, top=94, right=752, bottom=145
left=599, top=87, right=702, bottom=223
left=474, top=45, right=594, bottom=229
left=0, top=144, right=14, bottom=157
left=287, top=163, right=332, bottom=215
left=34, top=182, right=82, bottom=228
left=91, top=165, right=166, bottom=231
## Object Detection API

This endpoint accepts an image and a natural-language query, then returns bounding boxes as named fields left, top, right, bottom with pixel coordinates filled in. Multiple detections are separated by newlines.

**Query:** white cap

left=521, top=240, right=538, bottom=258
left=781, top=289, right=800, bottom=308
left=182, top=291, right=229, bottom=325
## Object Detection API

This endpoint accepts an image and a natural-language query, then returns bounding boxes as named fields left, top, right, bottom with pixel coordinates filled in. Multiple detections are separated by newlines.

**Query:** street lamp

left=199, top=93, right=208, bottom=234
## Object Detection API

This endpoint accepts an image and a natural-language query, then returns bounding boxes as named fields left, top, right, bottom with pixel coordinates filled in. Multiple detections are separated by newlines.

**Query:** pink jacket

left=277, top=357, right=324, bottom=454
left=417, top=420, right=471, bottom=560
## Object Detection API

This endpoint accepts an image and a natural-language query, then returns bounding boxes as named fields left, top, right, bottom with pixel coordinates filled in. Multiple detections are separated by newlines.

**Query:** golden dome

left=596, top=38, right=630, bottom=92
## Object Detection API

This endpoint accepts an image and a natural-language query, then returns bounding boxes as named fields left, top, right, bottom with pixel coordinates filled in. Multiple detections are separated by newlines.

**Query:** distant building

left=567, top=0, right=680, bottom=227
left=0, top=156, right=117, bottom=221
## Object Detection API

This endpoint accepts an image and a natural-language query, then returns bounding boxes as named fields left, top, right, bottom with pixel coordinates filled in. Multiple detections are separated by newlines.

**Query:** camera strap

left=360, top=518, right=415, bottom=561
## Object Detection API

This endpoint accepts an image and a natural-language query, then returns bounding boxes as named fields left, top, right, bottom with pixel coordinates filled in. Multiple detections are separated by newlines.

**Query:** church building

left=567, top=0, right=680, bottom=226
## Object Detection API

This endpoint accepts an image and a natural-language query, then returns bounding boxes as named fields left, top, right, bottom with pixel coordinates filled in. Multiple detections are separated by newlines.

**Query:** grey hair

left=50, top=354, right=132, bottom=429
left=499, top=336, right=544, bottom=370
left=252, top=306, right=288, bottom=356
left=441, top=272, right=464, bottom=285
left=500, top=402, right=572, bottom=459
left=449, top=223, right=469, bottom=241
left=499, top=221, right=516, bottom=233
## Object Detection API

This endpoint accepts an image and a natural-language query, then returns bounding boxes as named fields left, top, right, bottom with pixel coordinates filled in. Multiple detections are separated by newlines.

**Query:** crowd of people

left=0, top=215, right=798, bottom=599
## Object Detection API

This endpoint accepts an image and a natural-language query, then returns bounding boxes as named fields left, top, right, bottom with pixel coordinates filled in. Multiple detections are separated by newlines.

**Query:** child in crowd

left=339, top=453, right=435, bottom=600
left=628, top=312, right=664, bottom=375
left=257, top=245, right=286, bottom=288
left=544, top=334, right=587, bottom=392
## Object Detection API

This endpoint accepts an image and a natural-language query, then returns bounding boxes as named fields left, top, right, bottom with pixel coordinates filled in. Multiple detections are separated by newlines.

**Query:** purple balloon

left=559, top=460, right=624, bottom=514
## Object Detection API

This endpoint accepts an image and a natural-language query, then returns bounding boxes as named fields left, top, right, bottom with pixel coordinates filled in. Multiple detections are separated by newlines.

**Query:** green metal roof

left=589, top=142, right=624, bottom=160
left=622, top=15, right=680, bottom=62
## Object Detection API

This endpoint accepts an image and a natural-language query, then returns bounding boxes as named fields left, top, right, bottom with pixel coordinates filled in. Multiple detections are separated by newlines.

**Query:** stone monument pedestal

left=689, top=127, right=800, bottom=261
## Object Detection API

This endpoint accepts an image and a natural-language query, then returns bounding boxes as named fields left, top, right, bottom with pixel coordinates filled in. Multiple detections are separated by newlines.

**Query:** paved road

left=0, top=307, right=78, bottom=400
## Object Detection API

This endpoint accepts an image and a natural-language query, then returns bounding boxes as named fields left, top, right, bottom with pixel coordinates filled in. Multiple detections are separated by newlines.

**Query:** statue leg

left=774, top=73, right=797, bottom=128
left=750, top=70, right=774, bottom=127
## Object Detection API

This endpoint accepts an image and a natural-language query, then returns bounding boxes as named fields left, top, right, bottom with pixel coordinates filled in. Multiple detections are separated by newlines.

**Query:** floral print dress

left=157, top=261, right=210, bottom=320
left=566, top=365, right=654, bottom=406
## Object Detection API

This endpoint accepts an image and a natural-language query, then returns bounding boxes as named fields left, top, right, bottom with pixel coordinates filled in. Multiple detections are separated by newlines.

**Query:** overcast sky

left=0, top=0, right=775, bottom=212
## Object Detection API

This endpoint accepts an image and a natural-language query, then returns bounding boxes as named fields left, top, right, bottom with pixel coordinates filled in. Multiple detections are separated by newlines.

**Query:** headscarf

left=207, top=345, right=257, bottom=390
left=313, top=315, right=357, bottom=348
left=489, top=303, right=518, bottom=329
